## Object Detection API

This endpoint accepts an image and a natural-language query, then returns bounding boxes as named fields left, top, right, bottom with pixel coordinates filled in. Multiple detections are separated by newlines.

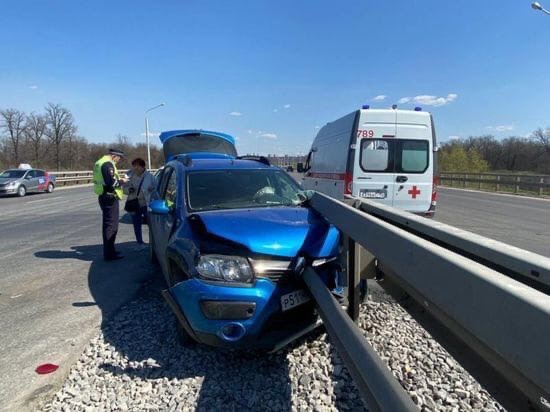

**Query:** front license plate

left=359, top=189, right=387, bottom=199
left=281, top=290, right=311, bottom=312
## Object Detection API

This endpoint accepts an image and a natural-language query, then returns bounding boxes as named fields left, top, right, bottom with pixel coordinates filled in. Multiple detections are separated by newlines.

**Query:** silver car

left=0, top=169, right=56, bottom=197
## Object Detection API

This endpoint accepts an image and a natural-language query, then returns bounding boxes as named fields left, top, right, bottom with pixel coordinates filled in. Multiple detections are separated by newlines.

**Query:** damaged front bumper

left=162, top=275, right=329, bottom=351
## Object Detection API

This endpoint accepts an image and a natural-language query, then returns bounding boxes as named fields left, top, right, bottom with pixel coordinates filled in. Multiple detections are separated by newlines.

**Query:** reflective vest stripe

left=93, top=155, right=123, bottom=199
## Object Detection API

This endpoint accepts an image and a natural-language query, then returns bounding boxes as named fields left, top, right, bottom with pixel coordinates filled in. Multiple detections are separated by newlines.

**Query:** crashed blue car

left=149, top=130, right=341, bottom=350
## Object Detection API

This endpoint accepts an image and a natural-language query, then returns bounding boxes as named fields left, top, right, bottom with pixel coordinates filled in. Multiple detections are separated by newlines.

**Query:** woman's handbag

left=124, top=177, right=144, bottom=213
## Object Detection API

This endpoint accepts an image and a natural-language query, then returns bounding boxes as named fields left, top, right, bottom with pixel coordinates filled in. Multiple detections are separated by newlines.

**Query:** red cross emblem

left=408, top=186, right=421, bottom=199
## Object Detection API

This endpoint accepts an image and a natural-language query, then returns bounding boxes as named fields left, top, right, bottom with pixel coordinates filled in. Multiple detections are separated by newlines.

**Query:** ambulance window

left=360, top=139, right=390, bottom=172
left=399, top=140, right=429, bottom=173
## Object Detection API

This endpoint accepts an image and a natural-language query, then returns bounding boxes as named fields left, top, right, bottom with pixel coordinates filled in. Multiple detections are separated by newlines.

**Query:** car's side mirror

left=150, top=199, right=170, bottom=215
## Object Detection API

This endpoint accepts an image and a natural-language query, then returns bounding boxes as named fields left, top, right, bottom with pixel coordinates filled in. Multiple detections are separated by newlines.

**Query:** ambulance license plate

left=281, top=290, right=311, bottom=312
left=359, top=189, right=387, bottom=199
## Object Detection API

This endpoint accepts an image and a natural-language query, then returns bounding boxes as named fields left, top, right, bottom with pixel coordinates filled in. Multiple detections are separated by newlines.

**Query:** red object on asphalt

left=35, top=363, right=59, bottom=374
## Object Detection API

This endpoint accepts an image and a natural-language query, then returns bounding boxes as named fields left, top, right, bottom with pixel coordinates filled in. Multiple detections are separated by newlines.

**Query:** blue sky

left=1, top=0, right=549, bottom=155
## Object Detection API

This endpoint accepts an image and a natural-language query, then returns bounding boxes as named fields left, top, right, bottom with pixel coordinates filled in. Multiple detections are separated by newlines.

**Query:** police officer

left=93, top=148, right=128, bottom=261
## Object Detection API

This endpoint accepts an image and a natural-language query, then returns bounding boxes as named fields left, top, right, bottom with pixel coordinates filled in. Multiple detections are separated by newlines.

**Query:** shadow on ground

left=35, top=242, right=295, bottom=410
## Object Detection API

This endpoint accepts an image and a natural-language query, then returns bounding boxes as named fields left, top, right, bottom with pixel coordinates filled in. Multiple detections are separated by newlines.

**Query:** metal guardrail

left=440, top=172, right=550, bottom=196
left=306, top=192, right=550, bottom=410
left=50, top=170, right=158, bottom=186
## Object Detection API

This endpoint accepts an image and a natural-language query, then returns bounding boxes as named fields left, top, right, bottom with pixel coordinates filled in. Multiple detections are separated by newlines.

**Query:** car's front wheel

left=46, top=183, right=54, bottom=193
left=17, top=185, right=26, bottom=197
left=149, top=226, right=159, bottom=265
left=175, top=321, right=194, bottom=346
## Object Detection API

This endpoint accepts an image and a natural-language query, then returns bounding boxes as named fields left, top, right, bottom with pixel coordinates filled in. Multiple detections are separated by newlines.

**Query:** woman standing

left=125, top=158, right=155, bottom=245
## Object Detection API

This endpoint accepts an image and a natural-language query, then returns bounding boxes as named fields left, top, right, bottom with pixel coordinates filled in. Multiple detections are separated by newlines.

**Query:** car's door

left=25, top=170, right=40, bottom=192
left=151, top=166, right=179, bottom=273
left=35, top=170, right=47, bottom=191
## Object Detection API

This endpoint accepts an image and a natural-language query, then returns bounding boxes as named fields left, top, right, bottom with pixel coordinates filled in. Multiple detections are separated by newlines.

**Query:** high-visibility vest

left=93, top=155, right=123, bottom=199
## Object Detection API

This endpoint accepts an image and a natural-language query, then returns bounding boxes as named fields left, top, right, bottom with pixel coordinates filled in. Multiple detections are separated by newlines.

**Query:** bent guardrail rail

left=302, top=266, right=417, bottom=411
left=308, top=192, right=550, bottom=410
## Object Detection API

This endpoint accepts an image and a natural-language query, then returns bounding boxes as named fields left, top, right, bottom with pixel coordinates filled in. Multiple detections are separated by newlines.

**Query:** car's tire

left=17, top=185, right=26, bottom=197
left=46, top=183, right=54, bottom=193
left=175, top=321, right=194, bottom=347
left=149, top=226, right=159, bottom=265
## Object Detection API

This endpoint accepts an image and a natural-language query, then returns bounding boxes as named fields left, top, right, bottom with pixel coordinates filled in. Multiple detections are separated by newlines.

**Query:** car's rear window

left=187, top=169, right=302, bottom=211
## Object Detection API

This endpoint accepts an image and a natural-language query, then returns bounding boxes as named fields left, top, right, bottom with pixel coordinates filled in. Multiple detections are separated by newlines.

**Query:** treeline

left=0, top=104, right=163, bottom=171
left=439, top=131, right=550, bottom=174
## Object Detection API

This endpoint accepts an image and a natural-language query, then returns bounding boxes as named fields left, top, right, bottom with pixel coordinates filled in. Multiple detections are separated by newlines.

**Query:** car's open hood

left=159, top=130, right=238, bottom=162
left=192, top=207, right=340, bottom=258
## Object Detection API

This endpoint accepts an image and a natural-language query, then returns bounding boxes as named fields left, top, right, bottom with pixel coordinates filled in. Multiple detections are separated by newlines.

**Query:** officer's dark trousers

left=98, top=194, right=119, bottom=259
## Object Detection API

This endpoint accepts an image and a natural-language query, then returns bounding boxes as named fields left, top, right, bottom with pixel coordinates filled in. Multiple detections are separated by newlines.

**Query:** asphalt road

left=0, top=186, right=154, bottom=411
left=435, top=187, right=550, bottom=257
left=1, top=183, right=549, bottom=410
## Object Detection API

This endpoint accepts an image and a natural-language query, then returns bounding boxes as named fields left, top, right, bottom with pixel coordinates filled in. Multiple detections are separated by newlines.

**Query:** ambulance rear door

left=351, top=109, right=397, bottom=207
left=391, top=111, right=433, bottom=213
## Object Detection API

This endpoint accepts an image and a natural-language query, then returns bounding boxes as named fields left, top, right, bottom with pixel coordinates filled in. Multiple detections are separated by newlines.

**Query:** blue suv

left=149, top=131, right=341, bottom=351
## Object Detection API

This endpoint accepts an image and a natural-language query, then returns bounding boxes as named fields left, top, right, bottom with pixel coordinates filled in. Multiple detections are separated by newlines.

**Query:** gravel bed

left=45, top=280, right=504, bottom=411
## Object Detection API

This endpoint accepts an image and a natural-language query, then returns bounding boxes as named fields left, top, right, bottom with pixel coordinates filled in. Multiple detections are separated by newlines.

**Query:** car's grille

left=250, top=258, right=294, bottom=284
left=257, top=271, right=291, bottom=284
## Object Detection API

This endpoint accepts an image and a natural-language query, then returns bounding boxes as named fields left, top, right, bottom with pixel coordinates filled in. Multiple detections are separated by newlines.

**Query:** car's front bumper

left=166, top=274, right=331, bottom=350
left=0, top=188, right=18, bottom=195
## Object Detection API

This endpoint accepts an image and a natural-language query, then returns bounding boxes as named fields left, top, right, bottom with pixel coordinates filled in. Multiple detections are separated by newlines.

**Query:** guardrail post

left=347, top=236, right=360, bottom=322
left=541, top=177, right=545, bottom=197
left=464, top=174, right=467, bottom=188
left=496, top=175, right=500, bottom=191
left=478, top=174, right=482, bottom=190
left=515, top=176, right=520, bottom=193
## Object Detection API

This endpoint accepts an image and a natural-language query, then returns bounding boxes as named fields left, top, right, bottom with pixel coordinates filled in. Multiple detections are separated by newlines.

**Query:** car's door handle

left=396, top=176, right=408, bottom=183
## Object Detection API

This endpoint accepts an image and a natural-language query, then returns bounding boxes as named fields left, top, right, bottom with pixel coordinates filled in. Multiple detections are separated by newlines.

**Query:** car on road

left=149, top=136, right=341, bottom=351
left=0, top=168, right=56, bottom=197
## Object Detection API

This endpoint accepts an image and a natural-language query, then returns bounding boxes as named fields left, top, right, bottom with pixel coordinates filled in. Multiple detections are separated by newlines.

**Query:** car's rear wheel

left=17, top=185, right=26, bottom=197
left=46, top=183, right=54, bottom=193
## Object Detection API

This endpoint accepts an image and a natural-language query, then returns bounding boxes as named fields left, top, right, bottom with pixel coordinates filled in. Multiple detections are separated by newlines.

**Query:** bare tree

left=24, top=113, right=48, bottom=167
left=532, top=128, right=550, bottom=154
left=44, top=103, right=76, bottom=170
left=0, top=109, right=26, bottom=166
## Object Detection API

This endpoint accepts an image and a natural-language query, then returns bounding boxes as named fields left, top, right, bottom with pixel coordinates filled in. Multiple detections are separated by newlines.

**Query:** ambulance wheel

left=17, top=185, right=26, bottom=197
left=46, top=183, right=54, bottom=193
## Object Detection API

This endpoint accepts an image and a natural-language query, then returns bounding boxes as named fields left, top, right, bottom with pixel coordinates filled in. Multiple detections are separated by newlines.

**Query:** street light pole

left=532, top=2, right=550, bottom=15
left=144, top=103, right=165, bottom=170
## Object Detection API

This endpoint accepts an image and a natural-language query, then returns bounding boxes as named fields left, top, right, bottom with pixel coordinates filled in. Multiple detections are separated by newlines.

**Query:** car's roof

left=170, top=158, right=274, bottom=172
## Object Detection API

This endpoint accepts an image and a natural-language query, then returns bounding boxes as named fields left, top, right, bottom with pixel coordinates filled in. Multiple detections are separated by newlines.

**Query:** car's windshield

left=0, top=170, right=26, bottom=179
left=187, top=169, right=303, bottom=211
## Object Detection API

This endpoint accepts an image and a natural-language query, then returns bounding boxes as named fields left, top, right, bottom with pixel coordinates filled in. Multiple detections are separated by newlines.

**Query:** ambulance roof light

left=414, top=107, right=422, bottom=111
left=362, top=104, right=370, bottom=109
left=392, top=104, right=397, bottom=110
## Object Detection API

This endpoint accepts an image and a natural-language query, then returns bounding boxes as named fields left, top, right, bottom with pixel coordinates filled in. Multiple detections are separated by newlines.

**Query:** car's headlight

left=196, top=255, right=254, bottom=283
left=7, top=181, right=17, bottom=187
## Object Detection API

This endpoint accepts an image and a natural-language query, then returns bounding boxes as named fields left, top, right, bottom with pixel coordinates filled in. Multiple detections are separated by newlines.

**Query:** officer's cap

left=109, top=148, right=125, bottom=157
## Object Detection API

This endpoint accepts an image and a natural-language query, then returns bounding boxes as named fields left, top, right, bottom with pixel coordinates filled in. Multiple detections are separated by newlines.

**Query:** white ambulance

left=302, top=106, right=438, bottom=216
